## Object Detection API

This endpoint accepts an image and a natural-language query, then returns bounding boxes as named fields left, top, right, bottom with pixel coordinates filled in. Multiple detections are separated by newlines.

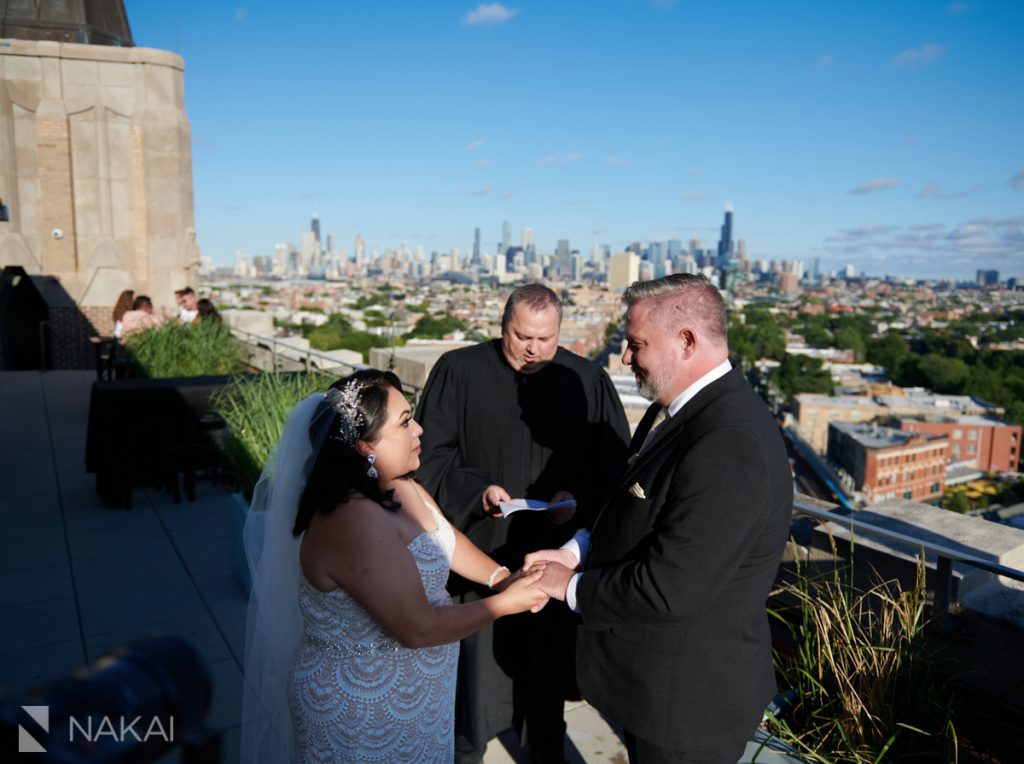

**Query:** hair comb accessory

left=326, top=380, right=365, bottom=445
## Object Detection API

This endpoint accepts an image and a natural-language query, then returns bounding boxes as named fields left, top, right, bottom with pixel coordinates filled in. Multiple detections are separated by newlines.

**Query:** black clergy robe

left=415, top=339, right=630, bottom=755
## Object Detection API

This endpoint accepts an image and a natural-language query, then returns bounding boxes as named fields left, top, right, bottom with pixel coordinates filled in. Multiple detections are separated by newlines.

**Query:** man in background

left=416, top=284, right=629, bottom=763
left=175, top=286, right=199, bottom=323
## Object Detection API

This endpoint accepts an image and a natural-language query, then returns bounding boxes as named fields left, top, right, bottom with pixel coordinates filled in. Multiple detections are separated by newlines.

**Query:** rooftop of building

left=831, top=420, right=947, bottom=449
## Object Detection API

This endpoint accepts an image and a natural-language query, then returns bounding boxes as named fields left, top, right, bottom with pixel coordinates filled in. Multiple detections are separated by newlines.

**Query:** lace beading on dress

left=288, top=505, right=459, bottom=763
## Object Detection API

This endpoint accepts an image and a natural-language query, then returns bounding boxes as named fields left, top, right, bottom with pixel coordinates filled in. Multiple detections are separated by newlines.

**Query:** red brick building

left=898, top=416, right=1021, bottom=473
left=828, top=422, right=948, bottom=504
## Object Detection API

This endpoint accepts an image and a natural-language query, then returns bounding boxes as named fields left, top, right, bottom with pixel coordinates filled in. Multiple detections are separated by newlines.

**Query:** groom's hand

left=534, top=562, right=573, bottom=602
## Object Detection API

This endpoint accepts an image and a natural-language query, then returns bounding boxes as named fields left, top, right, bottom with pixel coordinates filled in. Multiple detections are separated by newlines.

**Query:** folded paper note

left=498, top=498, right=577, bottom=518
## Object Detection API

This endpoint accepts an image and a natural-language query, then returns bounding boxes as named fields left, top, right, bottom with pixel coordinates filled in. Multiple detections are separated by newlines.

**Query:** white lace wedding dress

left=288, top=504, right=459, bottom=763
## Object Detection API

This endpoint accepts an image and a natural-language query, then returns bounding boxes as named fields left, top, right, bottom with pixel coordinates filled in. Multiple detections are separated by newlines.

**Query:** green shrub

left=210, top=371, right=331, bottom=502
left=122, top=320, right=246, bottom=378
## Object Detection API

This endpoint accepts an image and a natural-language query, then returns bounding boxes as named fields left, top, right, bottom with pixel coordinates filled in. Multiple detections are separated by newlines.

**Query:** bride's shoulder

left=314, top=496, right=399, bottom=539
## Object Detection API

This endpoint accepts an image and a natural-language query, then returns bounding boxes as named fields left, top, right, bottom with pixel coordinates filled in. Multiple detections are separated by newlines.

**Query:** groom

left=528, top=274, right=792, bottom=763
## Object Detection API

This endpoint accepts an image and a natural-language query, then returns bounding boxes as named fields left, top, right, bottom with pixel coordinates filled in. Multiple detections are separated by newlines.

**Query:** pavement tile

left=0, top=559, right=74, bottom=609
left=77, top=576, right=207, bottom=636
left=0, top=596, right=80, bottom=655
left=67, top=520, right=179, bottom=562
left=0, top=639, right=86, bottom=696
left=173, top=534, right=236, bottom=575
left=203, top=658, right=244, bottom=732
left=209, top=602, right=248, bottom=665
left=192, top=569, right=248, bottom=613
left=0, top=524, right=70, bottom=574
left=72, top=542, right=188, bottom=595
left=84, top=610, right=233, bottom=666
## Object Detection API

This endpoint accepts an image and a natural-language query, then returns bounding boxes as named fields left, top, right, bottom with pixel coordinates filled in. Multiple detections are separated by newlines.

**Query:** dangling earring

left=366, top=454, right=378, bottom=479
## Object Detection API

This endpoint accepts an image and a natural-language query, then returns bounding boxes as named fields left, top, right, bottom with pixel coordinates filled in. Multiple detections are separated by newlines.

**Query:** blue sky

left=128, top=1, right=1024, bottom=279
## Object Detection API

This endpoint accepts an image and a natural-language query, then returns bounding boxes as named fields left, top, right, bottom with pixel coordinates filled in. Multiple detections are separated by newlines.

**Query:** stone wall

left=0, top=39, right=198, bottom=316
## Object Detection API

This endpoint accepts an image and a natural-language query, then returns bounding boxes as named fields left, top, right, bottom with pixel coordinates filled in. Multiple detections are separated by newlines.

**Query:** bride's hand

left=495, top=569, right=548, bottom=615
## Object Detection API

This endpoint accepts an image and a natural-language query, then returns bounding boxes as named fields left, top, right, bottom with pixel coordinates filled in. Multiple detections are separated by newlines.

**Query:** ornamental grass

left=122, top=320, right=247, bottom=378
left=210, top=371, right=331, bottom=502
left=766, top=536, right=959, bottom=763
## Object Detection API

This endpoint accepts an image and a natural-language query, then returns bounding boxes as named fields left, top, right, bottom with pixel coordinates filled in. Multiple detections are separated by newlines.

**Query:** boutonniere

left=627, top=482, right=647, bottom=499
left=627, top=452, right=640, bottom=465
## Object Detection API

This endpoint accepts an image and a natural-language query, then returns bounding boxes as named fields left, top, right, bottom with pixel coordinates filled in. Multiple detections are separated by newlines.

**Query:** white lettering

left=68, top=716, right=92, bottom=740
left=144, top=716, right=174, bottom=743
left=120, top=716, right=142, bottom=742
left=95, top=717, right=118, bottom=739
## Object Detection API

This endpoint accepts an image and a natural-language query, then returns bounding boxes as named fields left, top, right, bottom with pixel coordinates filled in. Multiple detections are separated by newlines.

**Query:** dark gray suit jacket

left=575, top=368, right=792, bottom=755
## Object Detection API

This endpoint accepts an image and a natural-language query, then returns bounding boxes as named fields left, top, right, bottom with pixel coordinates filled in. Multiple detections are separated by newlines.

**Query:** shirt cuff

left=566, top=573, right=581, bottom=613
left=561, top=528, right=590, bottom=568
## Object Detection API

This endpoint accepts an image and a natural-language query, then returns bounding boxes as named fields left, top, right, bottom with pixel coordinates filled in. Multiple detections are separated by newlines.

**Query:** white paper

left=497, top=498, right=577, bottom=518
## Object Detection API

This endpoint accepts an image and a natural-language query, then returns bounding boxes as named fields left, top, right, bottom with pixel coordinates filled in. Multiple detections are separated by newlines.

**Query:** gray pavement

left=0, top=371, right=798, bottom=763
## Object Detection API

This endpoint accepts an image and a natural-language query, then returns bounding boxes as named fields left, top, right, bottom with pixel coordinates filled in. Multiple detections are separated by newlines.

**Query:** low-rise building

left=794, top=394, right=887, bottom=453
left=828, top=421, right=948, bottom=505
left=898, top=416, right=1021, bottom=473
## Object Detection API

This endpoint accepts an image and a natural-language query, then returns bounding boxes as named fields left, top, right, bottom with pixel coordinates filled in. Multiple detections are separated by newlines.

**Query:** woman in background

left=111, top=289, right=134, bottom=339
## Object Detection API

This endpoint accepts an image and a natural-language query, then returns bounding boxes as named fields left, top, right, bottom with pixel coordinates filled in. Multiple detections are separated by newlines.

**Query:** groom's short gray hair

left=622, top=274, right=728, bottom=348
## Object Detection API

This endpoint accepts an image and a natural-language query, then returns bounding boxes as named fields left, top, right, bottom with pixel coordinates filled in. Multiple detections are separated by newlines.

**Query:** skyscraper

left=609, top=252, right=640, bottom=293
left=501, top=221, right=511, bottom=254
left=311, top=213, right=321, bottom=249
left=556, top=239, right=571, bottom=274
left=717, top=203, right=734, bottom=264
left=522, top=227, right=534, bottom=249
left=473, top=227, right=481, bottom=265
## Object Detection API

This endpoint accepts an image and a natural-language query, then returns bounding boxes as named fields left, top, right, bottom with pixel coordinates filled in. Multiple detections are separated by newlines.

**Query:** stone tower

left=0, top=0, right=199, bottom=367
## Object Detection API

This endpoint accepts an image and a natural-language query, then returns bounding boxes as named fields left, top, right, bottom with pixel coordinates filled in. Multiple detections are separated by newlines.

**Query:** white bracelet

left=487, top=565, right=510, bottom=589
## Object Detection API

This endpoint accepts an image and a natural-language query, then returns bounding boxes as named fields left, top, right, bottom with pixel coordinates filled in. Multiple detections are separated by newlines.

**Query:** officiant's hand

left=546, top=490, right=576, bottom=525
left=524, top=547, right=580, bottom=571
left=482, top=484, right=511, bottom=517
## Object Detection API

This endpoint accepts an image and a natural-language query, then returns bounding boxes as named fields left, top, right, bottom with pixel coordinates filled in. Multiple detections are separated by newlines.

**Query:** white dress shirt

left=563, top=358, right=733, bottom=611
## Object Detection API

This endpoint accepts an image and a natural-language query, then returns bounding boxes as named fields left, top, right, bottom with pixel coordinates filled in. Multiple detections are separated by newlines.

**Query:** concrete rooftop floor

left=0, top=371, right=798, bottom=764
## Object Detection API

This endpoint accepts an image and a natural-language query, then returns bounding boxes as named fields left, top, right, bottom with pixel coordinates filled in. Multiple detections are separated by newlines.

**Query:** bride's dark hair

left=293, top=369, right=404, bottom=536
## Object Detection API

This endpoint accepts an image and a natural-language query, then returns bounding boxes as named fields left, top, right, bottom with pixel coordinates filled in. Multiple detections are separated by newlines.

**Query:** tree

left=917, top=354, right=970, bottom=394
left=834, top=327, right=867, bottom=361
left=943, top=490, right=970, bottom=514
left=403, top=314, right=467, bottom=340
left=866, top=334, right=909, bottom=373
left=769, top=354, right=834, bottom=399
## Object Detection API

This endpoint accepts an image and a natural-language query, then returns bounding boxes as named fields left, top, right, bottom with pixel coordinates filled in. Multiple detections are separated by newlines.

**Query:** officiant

left=416, top=283, right=630, bottom=763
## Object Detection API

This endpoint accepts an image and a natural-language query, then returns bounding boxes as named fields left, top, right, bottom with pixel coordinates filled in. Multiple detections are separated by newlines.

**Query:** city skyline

left=128, top=1, right=1024, bottom=279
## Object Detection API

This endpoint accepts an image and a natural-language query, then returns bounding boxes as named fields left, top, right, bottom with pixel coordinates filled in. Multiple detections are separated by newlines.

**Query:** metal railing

left=792, top=496, right=1024, bottom=629
left=229, top=326, right=425, bottom=398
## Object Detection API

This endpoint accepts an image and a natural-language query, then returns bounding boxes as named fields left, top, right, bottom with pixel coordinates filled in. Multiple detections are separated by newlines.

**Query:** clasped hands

left=494, top=547, right=579, bottom=613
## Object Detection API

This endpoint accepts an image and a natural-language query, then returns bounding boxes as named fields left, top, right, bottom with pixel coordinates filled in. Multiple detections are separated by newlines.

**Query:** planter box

left=85, top=374, right=237, bottom=508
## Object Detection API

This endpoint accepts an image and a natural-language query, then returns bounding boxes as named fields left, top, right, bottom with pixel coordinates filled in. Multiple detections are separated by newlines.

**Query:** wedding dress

left=241, top=394, right=459, bottom=764
left=289, top=503, right=459, bottom=763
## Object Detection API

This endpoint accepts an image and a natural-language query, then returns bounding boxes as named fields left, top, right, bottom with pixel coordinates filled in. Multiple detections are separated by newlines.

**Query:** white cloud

left=814, top=53, right=834, bottom=69
left=463, top=3, right=518, bottom=27
left=606, top=156, right=628, bottom=167
left=475, top=158, right=492, bottom=167
left=890, top=43, right=947, bottom=69
left=683, top=193, right=721, bottom=202
left=465, top=139, right=486, bottom=151
left=540, top=153, right=581, bottom=166
left=850, top=178, right=905, bottom=195
left=688, top=168, right=704, bottom=176
left=1011, top=168, right=1024, bottom=189
left=234, top=8, right=248, bottom=23
left=916, top=181, right=979, bottom=200
left=947, top=2, right=968, bottom=14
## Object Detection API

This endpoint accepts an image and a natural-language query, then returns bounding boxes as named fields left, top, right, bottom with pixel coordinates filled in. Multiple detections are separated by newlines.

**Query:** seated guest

left=112, top=289, right=134, bottom=339
left=121, top=295, right=165, bottom=337
left=195, top=298, right=222, bottom=324
left=175, top=287, right=199, bottom=323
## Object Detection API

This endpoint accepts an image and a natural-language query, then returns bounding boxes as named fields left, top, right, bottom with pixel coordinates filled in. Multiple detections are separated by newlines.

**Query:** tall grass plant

left=210, top=371, right=331, bottom=501
left=122, top=320, right=246, bottom=378
left=768, top=537, right=959, bottom=762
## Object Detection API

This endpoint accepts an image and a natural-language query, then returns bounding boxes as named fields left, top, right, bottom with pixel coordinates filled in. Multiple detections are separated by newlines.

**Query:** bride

left=241, top=369, right=547, bottom=763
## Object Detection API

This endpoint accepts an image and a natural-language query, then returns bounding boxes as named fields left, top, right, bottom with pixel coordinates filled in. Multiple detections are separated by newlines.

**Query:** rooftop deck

left=0, top=371, right=800, bottom=762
